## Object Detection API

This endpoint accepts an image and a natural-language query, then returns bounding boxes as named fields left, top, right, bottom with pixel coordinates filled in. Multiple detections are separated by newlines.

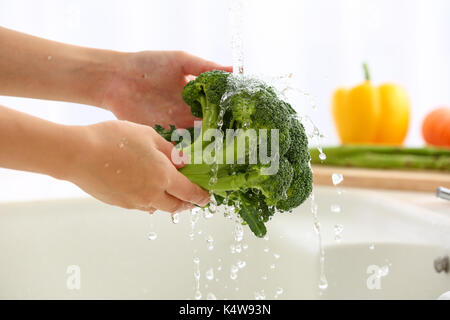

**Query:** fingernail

left=200, top=197, right=210, bottom=207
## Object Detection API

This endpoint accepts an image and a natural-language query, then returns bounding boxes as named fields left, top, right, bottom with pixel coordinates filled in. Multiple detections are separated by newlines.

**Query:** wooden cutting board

left=312, top=165, right=450, bottom=192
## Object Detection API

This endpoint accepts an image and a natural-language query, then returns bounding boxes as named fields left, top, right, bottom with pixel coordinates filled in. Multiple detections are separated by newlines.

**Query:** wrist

left=50, top=124, right=94, bottom=183
left=75, top=48, right=127, bottom=108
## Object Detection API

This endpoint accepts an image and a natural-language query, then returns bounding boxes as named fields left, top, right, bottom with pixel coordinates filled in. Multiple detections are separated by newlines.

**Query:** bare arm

left=0, top=27, right=231, bottom=128
left=0, top=105, right=210, bottom=213
left=0, top=26, right=120, bottom=107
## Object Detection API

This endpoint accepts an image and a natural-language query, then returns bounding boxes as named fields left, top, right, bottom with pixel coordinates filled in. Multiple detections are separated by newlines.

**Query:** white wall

left=0, top=0, right=449, bottom=201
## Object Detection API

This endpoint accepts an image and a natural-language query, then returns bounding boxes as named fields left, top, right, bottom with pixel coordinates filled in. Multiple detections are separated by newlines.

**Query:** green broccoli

left=155, top=70, right=312, bottom=237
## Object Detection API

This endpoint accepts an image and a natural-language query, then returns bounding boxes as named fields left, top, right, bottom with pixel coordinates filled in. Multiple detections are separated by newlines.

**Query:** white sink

left=0, top=186, right=449, bottom=299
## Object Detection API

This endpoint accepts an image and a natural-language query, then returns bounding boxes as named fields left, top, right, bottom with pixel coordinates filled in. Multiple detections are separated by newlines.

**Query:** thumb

left=155, top=136, right=188, bottom=169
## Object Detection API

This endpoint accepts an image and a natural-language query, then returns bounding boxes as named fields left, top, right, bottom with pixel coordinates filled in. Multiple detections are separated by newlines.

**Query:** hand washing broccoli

left=155, top=70, right=313, bottom=237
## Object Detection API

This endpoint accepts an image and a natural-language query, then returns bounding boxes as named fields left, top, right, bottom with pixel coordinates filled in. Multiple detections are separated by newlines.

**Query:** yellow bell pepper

left=332, top=63, right=410, bottom=145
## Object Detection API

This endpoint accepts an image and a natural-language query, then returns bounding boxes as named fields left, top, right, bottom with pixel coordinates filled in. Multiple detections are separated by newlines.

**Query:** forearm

left=0, top=105, right=86, bottom=180
left=0, top=27, right=124, bottom=107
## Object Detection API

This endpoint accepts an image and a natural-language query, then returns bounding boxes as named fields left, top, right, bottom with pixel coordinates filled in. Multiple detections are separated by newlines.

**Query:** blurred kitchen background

left=0, top=0, right=449, bottom=201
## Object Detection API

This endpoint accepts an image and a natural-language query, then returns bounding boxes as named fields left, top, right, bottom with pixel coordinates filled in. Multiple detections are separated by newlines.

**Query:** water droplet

left=206, top=268, right=214, bottom=281
left=234, top=223, right=244, bottom=242
left=334, top=224, right=344, bottom=242
left=263, top=247, right=269, bottom=253
left=208, top=176, right=218, bottom=186
left=275, top=287, right=283, bottom=296
left=237, top=260, right=246, bottom=269
left=205, top=235, right=214, bottom=251
left=262, top=275, right=268, bottom=280
left=243, top=244, right=248, bottom=250
left=193, top=257, right=200, bottom=264
left=148, top=232, right=157, bottom=240
left=206, top=293, right=216, bottom=300
left=319, top=276, right=328, bottom=290
left=171, top=213, right=180, bottom=224
left=203, top=209, right=214, bottom=219
left=332, top=173, right=344, bottom=186
left=273, top=253, right=280, bottom=259
left=377, top=265, right=389, bottom=278
left=269, top=264, right=275, bottom=270
left=369, top=244, right=375, bottom=250
left=313, top=221, right=321, bottom=234
left=194, top=290, right=202, bottom=300
left=230, top=273, right=238, bottom=280
left=254, top=290, right=266, bottom=300
left=330, top=204, right=341, bottom=213
left=319, top=152, right=327, bottom=161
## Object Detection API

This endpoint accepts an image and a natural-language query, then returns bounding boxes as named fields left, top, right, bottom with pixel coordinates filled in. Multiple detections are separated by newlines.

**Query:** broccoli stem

left=179, top=163, right=261, bottom=193
left=310, top=146, right=450, bottom=171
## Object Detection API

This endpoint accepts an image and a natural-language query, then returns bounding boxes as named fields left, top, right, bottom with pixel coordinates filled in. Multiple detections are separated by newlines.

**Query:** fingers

left=166, top=168, right=210, bottom=207
left=153, top=191, right=193, bottom=214
left=180, top=52, right=232, bottom=76
left=154, top=134, right=187, bottom=169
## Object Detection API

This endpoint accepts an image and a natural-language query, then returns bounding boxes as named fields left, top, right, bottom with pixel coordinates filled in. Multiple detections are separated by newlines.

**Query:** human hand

left=102, top=51, right=232, bottom=129
left=69, top=120, right=210, bottom=213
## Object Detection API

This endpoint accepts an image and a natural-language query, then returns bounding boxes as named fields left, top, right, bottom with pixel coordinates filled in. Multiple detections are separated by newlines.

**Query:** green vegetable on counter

left=310, top=145, right=450, bottom=171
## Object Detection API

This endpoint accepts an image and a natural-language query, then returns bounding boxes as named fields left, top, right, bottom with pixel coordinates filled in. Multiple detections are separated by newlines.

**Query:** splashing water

left=189, top=208, right=200, bottom=240
left=274, top=287, right=284, bottom=299
left=193, top=256, right=201, bottom=300
left=311, top=193, right=328, bottom=291
left=147, top=217, right=157, bottom=241
left=148, top=232, right=157, bottom=241
left=229, top=0, right=244, bottom=75
left=377, top=265, right=390, bottom=278
left=206, top=293, right=217, bottom=300
left=330, top=204, right=341, bottom=213
left=206, top=268, right=214, bottom=281
left=205, top=235, right=214, bottom=251
left=254, top=290, right=266, bottom=300
left=234, top=223, right=244, bottom=242
left=334, top=224, right=344, bottom=243
left=230, top=264, right=240, bottom=281
left=332, top=173, right=344, bottom=186
left=171, top=213, right=180, bottom=224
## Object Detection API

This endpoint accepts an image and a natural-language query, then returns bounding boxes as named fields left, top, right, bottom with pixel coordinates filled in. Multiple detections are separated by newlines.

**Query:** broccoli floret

left=154, top=124, right=177, bottom=141
left=182, top=70, right=230, bottom=125
left=276, top=118, right=313, bottom=211
left=155, top=70, right=313, bottom=237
